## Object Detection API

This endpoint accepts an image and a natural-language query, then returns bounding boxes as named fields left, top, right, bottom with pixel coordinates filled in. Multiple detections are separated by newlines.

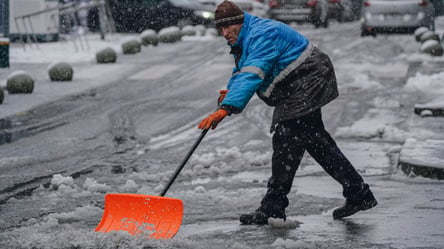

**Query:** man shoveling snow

left=198, top=0, right=377, bottom=224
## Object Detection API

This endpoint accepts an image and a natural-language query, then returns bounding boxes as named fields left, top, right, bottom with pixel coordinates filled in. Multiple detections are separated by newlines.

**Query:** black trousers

left=261, top=109, right=367, bottom=211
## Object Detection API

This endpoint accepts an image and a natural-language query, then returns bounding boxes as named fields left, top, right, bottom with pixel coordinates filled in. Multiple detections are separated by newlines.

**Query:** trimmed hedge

left=206, top=28, right=219, bottom=37
left=420, top=40, right=444, bottom=56
left=140, top=30, right=159, bottom=46
left=6, top=71, right=34, bottom=94
left=181, top=25, right=196, bottom=37
left=420, top=31, right=440, bottom=43
left=48, top=62, right=74, bottom=81
left=158, top=27, right=181, bottom=43
left=414, top=27, right=429, bottom=42
left=122, top=39, right=142, bottom=54
left=96, top=47, right=117, bottom=63
left=194, top=25, right=206, bottom=36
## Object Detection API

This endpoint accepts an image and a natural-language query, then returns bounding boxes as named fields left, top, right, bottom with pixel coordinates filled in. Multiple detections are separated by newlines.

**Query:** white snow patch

left=334, top=109, right=407, bottom=142
left=268, top=217, right=301, bottom=229
left=118, top=179, right=139, bottom=193
left=50, top=174, right=76, bottom=189
left=372, top=96, right=400, bottom=108
left=83, top=177, right=111, bottom=193
left=49, top=205, right=103, bottom=223
left=420, top=39, right=443, bottom=52
left=6, top=70, right=26, bottom=78
left=399, top=138, right=444, bottom=169
left=271, top=237, right=314, bottom=248
left=405, top=72, right=444, bottom=96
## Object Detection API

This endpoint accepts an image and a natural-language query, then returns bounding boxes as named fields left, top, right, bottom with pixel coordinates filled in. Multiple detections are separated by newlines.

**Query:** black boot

left=239, top=207, right=286, bottom=225
left=333, top=186, right=377, bottom=219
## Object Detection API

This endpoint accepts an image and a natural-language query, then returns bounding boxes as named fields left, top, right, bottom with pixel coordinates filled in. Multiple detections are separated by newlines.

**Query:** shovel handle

left=160, top=129, right=209, bottom=196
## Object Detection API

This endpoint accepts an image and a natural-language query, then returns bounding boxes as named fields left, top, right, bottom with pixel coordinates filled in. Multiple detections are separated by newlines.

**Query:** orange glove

left=198, top=109, right=228, bottom=130
left=217, top=90, right=228, bottom=106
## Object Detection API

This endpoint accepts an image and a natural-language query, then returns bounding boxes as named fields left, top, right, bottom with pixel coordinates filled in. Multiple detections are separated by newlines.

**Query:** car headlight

left=194, top=10, right=215, bottom=19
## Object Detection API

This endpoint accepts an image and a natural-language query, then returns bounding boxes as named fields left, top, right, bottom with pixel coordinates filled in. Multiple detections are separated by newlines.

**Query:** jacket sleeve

left=221, top=30, right=280, bottom=113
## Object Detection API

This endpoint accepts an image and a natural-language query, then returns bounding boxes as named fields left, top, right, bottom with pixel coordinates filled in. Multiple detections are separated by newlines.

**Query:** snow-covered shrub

left=140, top=29, right=159, bottom=46
left=158, top=27, right=181, bottom=43
left=0, top=87, right=4, bottom=104
left=414, top=27, right=429, bottom=42
left=420, top=40, right=443, bottom=56
left=6, top=71, right=34, bottom=94
left=181, top=25, right=197, bottom=36
left=48, top=62, right=74, bottom=82
left=121, top=39, right=142, bottom=54
left=206, top=27, right=219, bottom=37
left=420, top=31, right=440, bottom=43
left=194, top=25, right=206, bottom=36
left=96, top=47, right=117, bottom=63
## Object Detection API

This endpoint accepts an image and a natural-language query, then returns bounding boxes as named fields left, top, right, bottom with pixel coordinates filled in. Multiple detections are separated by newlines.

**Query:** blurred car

left=360, top=0, right=436, bottom=37
left=327, top=0, right=354, bottom=22
left=170, top=0, right=216, bottom=27
left=350, top=0, right=363, bottom=20
left=267, top=0, right=329, bottom=28
left=97, top=0, right=214, bottom=33
left=230, top=0, right=255, bottom=12
left=250, top=0, right=270, bottom=17
left=431, top=0, right=444, bottom=16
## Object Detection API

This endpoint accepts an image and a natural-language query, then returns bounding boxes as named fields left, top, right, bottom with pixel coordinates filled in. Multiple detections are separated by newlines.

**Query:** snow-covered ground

left=1, top=19, right=444, bottom=248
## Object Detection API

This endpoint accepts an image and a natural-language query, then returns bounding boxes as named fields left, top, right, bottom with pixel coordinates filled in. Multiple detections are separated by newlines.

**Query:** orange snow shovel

left=95, top=129, right=209, bottom=239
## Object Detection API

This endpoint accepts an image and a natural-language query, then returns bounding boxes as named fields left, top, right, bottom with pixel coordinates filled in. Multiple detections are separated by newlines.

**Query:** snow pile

left=184, top=146, right=272, bottom=177
left=338, top=72, right=383, bottom=92
left=372, top=96, right=400, bottom=108
left=48, top=174, right=110, bottom=198
left=3, top=213, right=175, bottom=249
left=268, top=217, right=301, bottom=229
left=83, top=177, right=112, bottom=193
left=336, top=71, right=444, bottom=142
left=118, top=179, right=139, bottom=193
left=271, top=238, right=314, bottom=249
left=334, top=109, right=407, bottom=142
left=405, top=71, right=444, bottom=97
left=50, top=174, right=76, bottom=190
left=405, top=72, right=444, bottom=108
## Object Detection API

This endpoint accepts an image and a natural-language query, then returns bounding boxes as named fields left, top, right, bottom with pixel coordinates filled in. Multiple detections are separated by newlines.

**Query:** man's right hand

left=217, top=90, right=228, bottom=106
left=198, top=109, right=228, bottom=130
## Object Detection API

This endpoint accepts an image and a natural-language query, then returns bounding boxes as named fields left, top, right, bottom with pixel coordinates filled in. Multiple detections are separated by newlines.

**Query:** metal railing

left=13, top=0, right=115, bottom=51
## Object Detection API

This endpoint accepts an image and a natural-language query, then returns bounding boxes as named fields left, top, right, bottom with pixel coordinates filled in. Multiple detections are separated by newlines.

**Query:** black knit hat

left=214, top=1, right=244, bottom=28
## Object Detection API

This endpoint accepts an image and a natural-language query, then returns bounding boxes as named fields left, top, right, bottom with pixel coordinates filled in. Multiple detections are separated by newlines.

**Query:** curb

left=398, top=138, right=444, bottom=180
left=414, top=104, right=444, bottom=117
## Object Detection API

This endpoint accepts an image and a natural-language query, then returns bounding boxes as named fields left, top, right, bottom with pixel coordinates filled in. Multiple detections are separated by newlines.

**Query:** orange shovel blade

left=95, top=193, right=183, bottom=239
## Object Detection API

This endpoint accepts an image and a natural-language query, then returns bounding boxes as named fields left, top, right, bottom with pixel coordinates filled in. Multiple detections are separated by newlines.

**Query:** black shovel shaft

left=160, top=129, right=209, bottom=196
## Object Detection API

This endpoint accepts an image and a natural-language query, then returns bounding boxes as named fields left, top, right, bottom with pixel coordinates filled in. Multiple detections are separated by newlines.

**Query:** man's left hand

left=217, top=90, right=228, bottom=106
left=198, top=109, right=228, bottom=130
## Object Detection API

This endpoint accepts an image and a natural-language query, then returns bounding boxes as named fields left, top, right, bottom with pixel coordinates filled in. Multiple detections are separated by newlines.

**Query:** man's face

left=219, top=24, right=243, bottom=45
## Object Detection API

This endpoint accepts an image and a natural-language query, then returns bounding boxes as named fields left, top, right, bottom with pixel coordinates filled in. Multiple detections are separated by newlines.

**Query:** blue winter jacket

left=220, top=12, right=339, bottom=130
left=220, top=12, right=310, bottom=112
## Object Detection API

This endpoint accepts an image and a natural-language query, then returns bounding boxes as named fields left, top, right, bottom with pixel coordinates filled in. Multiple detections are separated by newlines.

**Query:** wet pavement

left=0, top=22, right=444, bottom=249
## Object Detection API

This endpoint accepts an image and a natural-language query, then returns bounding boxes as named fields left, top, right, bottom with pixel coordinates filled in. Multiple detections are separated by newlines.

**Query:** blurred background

left=0, top=0, right=443, bottom=42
